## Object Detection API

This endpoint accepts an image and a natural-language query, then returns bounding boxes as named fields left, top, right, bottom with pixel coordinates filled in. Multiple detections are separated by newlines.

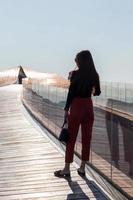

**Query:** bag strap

left=62, top=118, right=67, bottom=128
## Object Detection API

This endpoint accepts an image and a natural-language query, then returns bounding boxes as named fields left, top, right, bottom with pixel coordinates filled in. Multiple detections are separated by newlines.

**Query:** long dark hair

left=74, top=50, right=99, bottom=93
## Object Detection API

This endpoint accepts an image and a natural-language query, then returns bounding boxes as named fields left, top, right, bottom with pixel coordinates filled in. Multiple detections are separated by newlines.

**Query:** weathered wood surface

left=0, top=85, right=109, bottom=200
left=22, top=87, right=133, bottom=198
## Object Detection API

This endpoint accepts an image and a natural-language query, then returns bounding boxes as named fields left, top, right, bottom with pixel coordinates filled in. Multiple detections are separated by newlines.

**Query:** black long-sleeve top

left=64, top=70, right=101, bottom=111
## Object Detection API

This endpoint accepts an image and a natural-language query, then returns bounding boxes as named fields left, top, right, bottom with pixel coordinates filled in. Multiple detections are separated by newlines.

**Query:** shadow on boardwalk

left=62, top=175, right=107, bottom=200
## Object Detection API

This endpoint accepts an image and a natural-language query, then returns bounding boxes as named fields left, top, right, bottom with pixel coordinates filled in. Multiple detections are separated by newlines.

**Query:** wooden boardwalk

left=0, top=85, right=109, bottom=200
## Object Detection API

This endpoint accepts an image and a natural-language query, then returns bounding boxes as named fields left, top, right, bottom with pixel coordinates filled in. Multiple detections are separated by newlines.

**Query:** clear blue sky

left=0, top=0, right=133, bottom=82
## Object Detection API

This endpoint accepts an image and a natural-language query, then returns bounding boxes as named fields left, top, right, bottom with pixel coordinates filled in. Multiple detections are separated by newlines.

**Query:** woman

left=54, top=50, right=101, bottom=177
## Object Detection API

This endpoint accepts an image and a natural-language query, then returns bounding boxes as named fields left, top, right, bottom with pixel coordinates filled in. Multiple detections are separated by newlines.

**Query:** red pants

left=65, top=98, right=94, bottom=163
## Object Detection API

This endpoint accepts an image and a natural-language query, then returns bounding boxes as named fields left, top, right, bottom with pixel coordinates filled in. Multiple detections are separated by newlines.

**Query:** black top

left=64, top=70, right=101, bottom=111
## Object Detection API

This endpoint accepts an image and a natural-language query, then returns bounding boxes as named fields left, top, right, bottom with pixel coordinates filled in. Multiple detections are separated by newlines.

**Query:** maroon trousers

left=65, top=98, right=94, bottom=163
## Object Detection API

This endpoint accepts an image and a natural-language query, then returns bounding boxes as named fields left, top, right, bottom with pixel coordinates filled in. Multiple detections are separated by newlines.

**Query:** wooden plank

left=0, top=85, right=108, bottom=200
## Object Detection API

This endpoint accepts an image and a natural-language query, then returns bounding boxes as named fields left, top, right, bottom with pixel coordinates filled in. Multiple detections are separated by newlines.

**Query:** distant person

left=18, top=66, right=26, bottom=84
left=54, top=50, right=101, bottom=177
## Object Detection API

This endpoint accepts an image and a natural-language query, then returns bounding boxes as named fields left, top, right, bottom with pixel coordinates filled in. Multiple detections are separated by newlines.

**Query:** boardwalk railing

left=22, top=77, right=133, bottom=198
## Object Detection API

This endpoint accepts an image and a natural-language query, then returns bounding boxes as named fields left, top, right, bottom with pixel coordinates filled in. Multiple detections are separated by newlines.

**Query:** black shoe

left=77, top=168, right=85, bottom=176
left=54, top=170, right=70, bottom=178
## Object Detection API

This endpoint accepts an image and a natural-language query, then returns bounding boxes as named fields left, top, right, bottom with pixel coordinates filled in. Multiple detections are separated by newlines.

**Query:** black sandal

left=77, top=168, right=85, bottom=176
left=54, top=170, right=70, bottom=177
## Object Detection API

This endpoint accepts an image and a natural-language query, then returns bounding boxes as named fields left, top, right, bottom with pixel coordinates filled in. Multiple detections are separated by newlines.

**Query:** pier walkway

left=0, top=85, right=109, bottom=200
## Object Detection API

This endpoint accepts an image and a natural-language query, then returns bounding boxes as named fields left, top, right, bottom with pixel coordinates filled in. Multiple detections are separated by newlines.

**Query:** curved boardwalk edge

left=0, top=85, right=115, bottom=200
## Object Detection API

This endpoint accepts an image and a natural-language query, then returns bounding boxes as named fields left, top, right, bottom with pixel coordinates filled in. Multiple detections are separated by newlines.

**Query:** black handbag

left=59, top=120, right=69, bottom=143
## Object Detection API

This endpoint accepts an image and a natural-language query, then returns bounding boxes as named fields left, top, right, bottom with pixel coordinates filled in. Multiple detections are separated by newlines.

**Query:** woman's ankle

left=80, top=161, right=86, bottom=171
left=63, top=163, right=70, bottom=172
left=79, top=167, right=85, bottom=172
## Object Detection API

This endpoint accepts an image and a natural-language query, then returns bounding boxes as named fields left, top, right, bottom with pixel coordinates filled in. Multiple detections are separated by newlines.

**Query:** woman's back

left=70, top=69, right=101, bottom=97
left=64, top=50, right=101, bottom=111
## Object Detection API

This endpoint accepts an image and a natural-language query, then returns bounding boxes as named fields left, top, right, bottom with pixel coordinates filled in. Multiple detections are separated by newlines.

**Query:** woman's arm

left=64, top=70, right=78, bottom=111
left=64, top=81, right=76, bottom=111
